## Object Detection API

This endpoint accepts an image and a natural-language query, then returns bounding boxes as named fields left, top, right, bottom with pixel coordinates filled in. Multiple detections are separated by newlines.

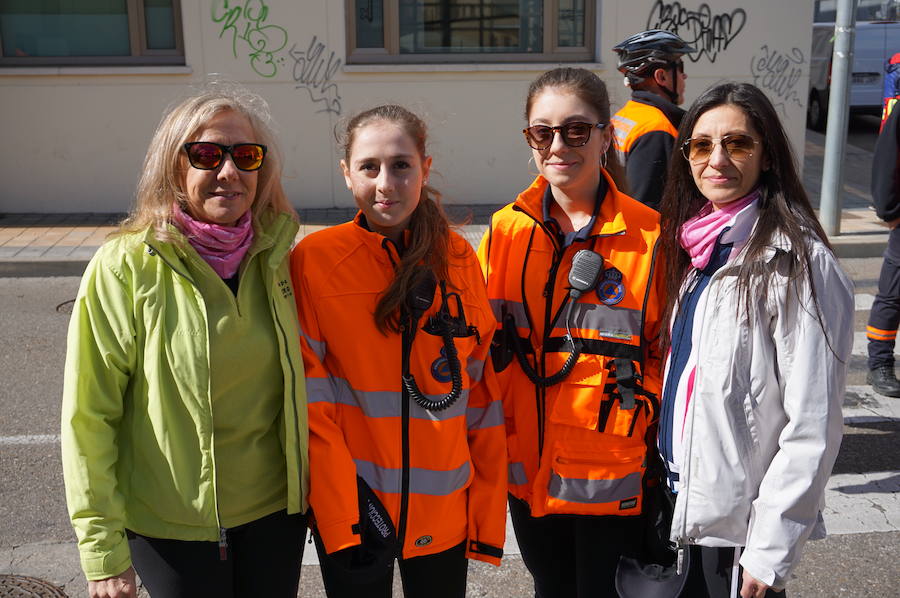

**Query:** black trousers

left=127, top=509, right=307, bottom=598
left=868, top=226, right=900, bottom=369
left=316, top=537, right=467, bottom=598
left=682, top=545, right=786, bottom=598
left=508, top=496, right=642, bottom=598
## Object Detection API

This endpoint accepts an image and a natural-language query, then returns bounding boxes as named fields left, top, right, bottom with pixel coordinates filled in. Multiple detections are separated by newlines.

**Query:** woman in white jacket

left=655, top=82, right=853, bottom=598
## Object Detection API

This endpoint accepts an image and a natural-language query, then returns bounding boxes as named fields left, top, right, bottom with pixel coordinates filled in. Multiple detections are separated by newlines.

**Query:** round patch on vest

left=431, top=347, right=451, bottom=383
left=415, top=535, right=433, bottom=547
left=596, top=267, right=625, bottom=305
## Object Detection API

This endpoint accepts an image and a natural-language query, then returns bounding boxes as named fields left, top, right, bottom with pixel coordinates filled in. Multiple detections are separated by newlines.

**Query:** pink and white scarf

left=679, top=189, right=761, bottom=270
left=173, top=204, right=254, bottom=279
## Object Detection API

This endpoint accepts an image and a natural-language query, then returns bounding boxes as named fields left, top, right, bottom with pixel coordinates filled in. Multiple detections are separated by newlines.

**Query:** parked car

left=807, top=0, right=900, bottom=130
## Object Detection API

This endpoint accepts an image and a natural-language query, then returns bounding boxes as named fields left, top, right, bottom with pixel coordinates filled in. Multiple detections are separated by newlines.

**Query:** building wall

left=0, top=1, right=813, bottom=213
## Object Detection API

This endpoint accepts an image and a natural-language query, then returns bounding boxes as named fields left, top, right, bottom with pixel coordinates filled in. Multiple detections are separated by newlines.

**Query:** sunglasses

left=523, top=121, right=607, bottom=150
left=680, top=134, right=759, bottom=163
left=183, top=142, right=267, bottom=172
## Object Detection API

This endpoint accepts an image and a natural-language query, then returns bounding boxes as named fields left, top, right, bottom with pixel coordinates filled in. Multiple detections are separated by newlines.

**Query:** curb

left=0, top=261, right=89, bottom=278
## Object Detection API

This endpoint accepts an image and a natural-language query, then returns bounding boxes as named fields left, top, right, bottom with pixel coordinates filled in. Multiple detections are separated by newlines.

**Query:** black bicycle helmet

left=612, top=29, right=696, bottom=82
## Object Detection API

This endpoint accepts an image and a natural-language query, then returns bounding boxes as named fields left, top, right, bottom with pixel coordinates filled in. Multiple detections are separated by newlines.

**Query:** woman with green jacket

left=61, top=85, right=310, bottom=598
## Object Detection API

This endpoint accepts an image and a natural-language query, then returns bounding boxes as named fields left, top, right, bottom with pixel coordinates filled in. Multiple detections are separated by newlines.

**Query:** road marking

left=0, top=434, right=60, bottom=445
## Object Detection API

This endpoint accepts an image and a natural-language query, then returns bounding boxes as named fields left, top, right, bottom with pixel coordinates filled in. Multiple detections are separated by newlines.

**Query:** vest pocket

left=544, top=441, right=645, bottom=514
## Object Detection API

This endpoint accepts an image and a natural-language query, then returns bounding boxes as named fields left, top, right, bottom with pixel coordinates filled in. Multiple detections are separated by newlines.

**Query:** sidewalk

left=0, top=129, right=885, bottom=276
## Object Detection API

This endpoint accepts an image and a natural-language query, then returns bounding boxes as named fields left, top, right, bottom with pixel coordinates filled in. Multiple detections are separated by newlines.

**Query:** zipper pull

left=676, top=546, right=685, bottom=575
left=219, top=527, right=228, bottom=561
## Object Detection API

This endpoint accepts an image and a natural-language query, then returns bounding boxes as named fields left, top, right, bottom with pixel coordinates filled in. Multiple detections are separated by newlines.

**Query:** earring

left=600, top=151, right=608, bottom=170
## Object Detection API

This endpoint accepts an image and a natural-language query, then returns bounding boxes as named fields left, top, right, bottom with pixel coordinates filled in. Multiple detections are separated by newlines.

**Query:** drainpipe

left=819, top=0, right=858, bottom=236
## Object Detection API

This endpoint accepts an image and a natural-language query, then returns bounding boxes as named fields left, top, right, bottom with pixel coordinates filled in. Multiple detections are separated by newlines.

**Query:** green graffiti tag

left=212, top=0, right=288, bottom=78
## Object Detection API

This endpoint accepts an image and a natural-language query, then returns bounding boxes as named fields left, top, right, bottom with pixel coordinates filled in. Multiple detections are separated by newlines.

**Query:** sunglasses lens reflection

left=722, top=135, right=756, bottom=158
left=685, top=134, right=755, bottom=161
left=232, top=144, right=265, bottom=170
left=188, top=143, right=224, bottom=169
left=524, top=123, right=594, bottom=150
left=562, top=123, right=591, bottom=146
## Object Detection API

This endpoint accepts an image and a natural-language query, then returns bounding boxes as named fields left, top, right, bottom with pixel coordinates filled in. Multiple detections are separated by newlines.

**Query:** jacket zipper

left=271, top=295, right=301, bottom=509
left=675, top=265, right=729, bottom=570
left=146, top=242, right=230, bottom=560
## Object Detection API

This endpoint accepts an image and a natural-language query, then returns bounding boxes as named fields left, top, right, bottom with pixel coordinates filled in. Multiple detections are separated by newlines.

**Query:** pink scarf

left=679, top=190, right=760, bottom=270
left=173, top=204, right=254, bottom=279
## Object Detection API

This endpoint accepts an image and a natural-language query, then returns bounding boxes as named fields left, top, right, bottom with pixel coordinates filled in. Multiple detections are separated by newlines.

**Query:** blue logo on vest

left=596, top=267, right=625, bottom=305
left=431, top=347, right=451, bottom=382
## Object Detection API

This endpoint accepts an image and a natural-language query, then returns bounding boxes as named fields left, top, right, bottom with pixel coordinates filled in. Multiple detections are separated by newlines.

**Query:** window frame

left=345, top=0, right=596, bottom=64
left=0, top=0, right=184, bottom=67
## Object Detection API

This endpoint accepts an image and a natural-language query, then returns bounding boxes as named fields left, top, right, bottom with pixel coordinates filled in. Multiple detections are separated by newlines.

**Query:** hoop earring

left=600, top=151, right=608, bottom=170
left=528, top=154, right=540, bottom=176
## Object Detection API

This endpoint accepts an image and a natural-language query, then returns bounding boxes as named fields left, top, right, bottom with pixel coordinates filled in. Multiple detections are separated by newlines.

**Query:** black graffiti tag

left=647, top=1, right=746, bottom=63
left=751, top=45, right=805, bottom=115
left=289, top=37, right=342, bottom=115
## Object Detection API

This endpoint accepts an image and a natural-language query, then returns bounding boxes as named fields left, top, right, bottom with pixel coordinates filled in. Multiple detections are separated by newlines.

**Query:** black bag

left=315, top=476, right=399, bottom=584
left=615, top=460, right=690, bottom=598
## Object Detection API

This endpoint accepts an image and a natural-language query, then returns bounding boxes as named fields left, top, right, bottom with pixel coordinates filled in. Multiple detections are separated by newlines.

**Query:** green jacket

left=61, top=211, right=309, bottom=580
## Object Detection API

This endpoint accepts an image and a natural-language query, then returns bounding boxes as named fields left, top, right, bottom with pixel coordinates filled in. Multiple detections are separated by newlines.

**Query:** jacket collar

left=143, top=209, right=299, bottom=273
left=352, top=211, right=407, bottom=265
left=631, top=89, right=686, bottom=129
left=514, top=168, right=629, bottom=238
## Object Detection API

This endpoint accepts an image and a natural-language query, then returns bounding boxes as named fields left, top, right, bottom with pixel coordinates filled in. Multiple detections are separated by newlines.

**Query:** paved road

left=2, top=256, right=899, bottom=597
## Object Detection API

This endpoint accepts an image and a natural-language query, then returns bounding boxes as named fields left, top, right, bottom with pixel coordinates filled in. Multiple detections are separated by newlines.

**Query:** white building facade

left=0, top=1, right=813, bottom=213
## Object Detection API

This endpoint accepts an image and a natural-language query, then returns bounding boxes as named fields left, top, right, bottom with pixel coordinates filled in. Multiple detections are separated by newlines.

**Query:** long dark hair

left=340, top=104, right=452, bottom=334
left=524, top=67, right=627, bottom=191
left=658, top=82, right=831, bottom=354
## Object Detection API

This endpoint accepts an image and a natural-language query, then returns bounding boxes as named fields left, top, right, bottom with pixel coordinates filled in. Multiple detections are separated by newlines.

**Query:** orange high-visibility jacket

left=477, top=170, right=664, bottom=518
left=290, top=215, right=506, bottom=565
left=612, top=92, right=682, bottom=210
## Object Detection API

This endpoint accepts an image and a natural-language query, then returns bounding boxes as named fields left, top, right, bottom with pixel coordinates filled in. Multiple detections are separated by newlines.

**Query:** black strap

left=468, top=540, right=503, bottom=559
left=613, top=357, right=637, bottom=410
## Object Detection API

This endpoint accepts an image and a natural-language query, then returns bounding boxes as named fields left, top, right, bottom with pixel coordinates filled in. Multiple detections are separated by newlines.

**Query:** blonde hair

left=117, top=82, right=295, bottom=237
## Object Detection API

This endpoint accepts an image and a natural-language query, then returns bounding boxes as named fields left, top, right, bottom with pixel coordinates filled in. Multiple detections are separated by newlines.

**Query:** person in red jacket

left=290, top=105, right=506, bottom=598
left=478, top=67, right=665, bottom=598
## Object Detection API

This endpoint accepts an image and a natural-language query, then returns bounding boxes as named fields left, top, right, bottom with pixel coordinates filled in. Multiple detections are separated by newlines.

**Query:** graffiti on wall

left=646, top=1, right=746, bottom=63
left=210, top=1, right=342, bottom=115
left=289, top=37, right=343, bottom=115
left=211, top=0, right=288, bottom=78
left=750, top=45, right=806, bottom=116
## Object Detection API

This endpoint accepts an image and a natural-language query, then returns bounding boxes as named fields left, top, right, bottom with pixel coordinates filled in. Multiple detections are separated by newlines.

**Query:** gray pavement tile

left=13, top=248, right=50, bottom=258
left=0, top=247, right=23, bottom=258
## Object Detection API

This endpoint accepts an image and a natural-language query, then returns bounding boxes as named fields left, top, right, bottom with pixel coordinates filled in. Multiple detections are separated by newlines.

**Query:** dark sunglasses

left=183, top=142, right=267, bottom=172
left=680, top=134, right=759, bottom=163
left=523, top=121, right=607, bottom=150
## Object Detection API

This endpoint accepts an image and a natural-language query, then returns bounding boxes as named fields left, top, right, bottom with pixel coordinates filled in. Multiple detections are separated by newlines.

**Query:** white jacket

left=665, top=203, right=854, bottom=590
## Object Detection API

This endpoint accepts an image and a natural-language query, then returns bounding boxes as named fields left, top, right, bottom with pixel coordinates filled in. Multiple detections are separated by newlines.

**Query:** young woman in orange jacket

left=290, top=105, right=507, bottom=598
left=477, top=68, right=666, bottom=597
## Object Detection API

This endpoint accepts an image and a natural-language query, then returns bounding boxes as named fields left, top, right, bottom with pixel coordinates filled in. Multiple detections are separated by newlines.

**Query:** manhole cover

left=0, top=575, right=68, bottom=598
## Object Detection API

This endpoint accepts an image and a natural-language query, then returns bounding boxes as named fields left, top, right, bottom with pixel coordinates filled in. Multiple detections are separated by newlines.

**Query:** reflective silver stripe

left=466, top=400, right=504, bottom=430
left=467, top=357, right=485, bottom=383
left=553, top=302, right=641, bottom=339
left=548, top=471, right=642, bottom=504
left=489, top=299, right=529, bottom=329
left=611, top=114, right=636, bottom=129
left=305, top=377, right=335, bottom=404
left=508, top=462, right=528, bottom=486
left=300, top=329, right=326, bottom=362
left=314, top=376, right=468, bottom=421
left=356, top=459, right=471, bottom=496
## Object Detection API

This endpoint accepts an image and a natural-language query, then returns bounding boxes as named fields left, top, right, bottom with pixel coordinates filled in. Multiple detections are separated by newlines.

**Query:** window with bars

left=0, top=0, right=184, bottom=66
left=348, top=0, right=594, bottom=64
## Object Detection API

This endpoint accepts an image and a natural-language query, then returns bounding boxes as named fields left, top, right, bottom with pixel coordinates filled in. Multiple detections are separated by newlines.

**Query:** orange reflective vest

left=612, top=92, right=682, bottom=209
left=290, top=215, right=506, bottom=565
left=477, top=171, right=664, bottom=518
